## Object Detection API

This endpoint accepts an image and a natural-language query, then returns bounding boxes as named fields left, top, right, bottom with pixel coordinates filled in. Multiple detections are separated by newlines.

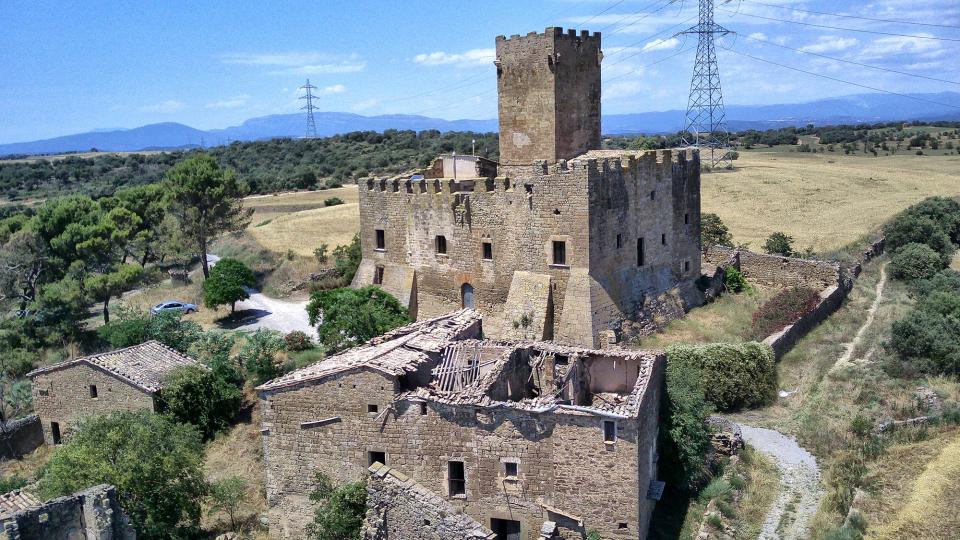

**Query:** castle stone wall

left=0, top=484, right=135, bottom=540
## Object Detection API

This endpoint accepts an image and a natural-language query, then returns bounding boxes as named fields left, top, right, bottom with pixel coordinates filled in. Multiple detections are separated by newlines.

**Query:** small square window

left=661, top=233, right=667, bottom=245
left=552, top=240, right=567, bottom=266
left=89, top=385, right=98, bottom=399
left=435, top=235, right=447, bottom=255
left=616, top=233, right=622, bottom=249
left=420, top=403, right=428, bottom=415
left=375, top=229, right=385, bottom=250
left=367, top=404, right=379, bottom=414
left=618, top=522, right=628, bottom=530
left=368, top=451, right=386, bottom=466
left=603, top=420, right=617, bottom=443
left=38, top=389, right=49, bottom=397
left=482, top=241, right=493, bottom=260
left=504, top=462, right=518, bottom=477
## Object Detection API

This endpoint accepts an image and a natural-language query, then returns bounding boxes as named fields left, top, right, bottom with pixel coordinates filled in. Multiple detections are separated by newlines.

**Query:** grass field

left=244, top=186, right=360, bottom=257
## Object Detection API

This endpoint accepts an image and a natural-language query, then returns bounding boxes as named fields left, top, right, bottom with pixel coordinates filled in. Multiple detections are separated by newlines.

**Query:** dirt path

left=739, top=424, right=824, bottom=540
left=831, top=262, right=888, bottom=373
left=208, top=255, right=318, bottom=338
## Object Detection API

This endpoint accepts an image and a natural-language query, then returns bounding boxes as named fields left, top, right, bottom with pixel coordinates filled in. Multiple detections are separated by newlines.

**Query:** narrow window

left=616, top=233, right=622, bottom=249
left=637, top=238, right=645, bottom=267
left=89, top=385, right=98, bottom=399
left=435, top=235, right=447, bottom=255
left=504, top=461, right=518, bottom=478
left=51, top=422, right=62, bottom=445
left=420, top=403, right=428, bottom=415
left=368, top=451, right=386, bottom=466
left=448, top=461, right=466, bottom=496
left=661, top=233, right=667, bottom=245
left=603, top=420, right=617, bottom=443
left=367, top=404, right=379, bottom=414
left=461, top=283, right=475, bottom=309
left=684, top=213, right=690, bottom=225
left=375, top=229, right=385, bottom=250
left=685, top=260, right=691, bottom=272
left=482, top=240, right=493, bottom=260
left=552, top=240, right=567, bottom=266
left=650, top=190, right=656, bottom=201
left=373, top=265, right=384, bottom=285
left=618, top=522, right=629, bottom=530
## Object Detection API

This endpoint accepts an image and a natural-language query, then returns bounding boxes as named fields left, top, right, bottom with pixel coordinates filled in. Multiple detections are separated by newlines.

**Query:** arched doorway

left=461, top=283, right=475, bottom=309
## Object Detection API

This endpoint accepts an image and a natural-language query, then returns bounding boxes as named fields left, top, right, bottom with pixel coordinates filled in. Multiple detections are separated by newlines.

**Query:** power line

left=718, top=7, right=960, bottom=42
left=740, top=0, right=960, bottom=30
left=721, top=45, right=960, bottom=110
left=298, top=79, right=319, bottom=139
left=741, top=33, right=960, bottom=86
left=603, top=15, right=699, bottom=65
left=604, top=45, right=696, bottom=82
left=596, top=0, right=675, bottom=32
left=578, top=0, right=627, bottom=28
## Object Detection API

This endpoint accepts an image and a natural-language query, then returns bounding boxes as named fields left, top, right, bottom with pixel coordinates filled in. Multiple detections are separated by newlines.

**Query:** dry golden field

left=244, top=186, right=360, bottom=256
left=705, top=152, right=960, bottom=252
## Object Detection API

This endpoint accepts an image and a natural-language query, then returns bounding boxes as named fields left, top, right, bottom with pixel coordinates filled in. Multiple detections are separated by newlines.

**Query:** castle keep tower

left=496, top=28, right=602, bottom=167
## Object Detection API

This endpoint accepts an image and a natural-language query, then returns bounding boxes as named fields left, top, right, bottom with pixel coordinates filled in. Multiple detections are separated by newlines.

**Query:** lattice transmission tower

left=299, top=79, right=319, bottom=138
left=680, top=0, right=734, bottom=167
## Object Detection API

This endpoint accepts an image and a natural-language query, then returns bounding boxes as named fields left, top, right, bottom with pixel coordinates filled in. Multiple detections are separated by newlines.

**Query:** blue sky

left=1, top=0, right=958, bottom=143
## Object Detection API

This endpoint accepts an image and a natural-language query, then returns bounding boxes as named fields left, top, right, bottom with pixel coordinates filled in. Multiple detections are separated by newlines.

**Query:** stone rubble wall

left=362, top=463, right=496, bottom=540
left=762, top=285, right=847, bottom=359
left=703, top=246, right=839, bottom=290
left=0, top=484, right=135, bottom=540
left=0, top=416, right=43, bottom=461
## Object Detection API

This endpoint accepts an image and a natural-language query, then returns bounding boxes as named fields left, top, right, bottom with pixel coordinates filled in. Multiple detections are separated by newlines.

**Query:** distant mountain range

left=2, top=92, right=958, bottom=157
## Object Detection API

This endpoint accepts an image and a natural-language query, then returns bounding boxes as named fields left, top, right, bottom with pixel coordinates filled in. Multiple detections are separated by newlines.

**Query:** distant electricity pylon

left=299, top=79, right=319, bottom=139
left=679, top=0, right=734, bottom=168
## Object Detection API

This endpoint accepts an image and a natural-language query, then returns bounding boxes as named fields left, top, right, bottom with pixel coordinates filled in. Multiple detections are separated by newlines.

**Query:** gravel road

left=739, top=424, right=824, bottom=540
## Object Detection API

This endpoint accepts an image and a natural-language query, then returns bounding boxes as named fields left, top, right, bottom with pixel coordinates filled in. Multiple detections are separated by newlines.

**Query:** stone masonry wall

left=260, top=358, right=665, bottom=540
left=0, top=416, right=43, bottom=461
left=0, top=484, right=135, bottom=540
left=362, top=463, right=496, bottom=540
left=31, top=365, right=156, bottom=445
left=703, top=246, right=840, bottom=290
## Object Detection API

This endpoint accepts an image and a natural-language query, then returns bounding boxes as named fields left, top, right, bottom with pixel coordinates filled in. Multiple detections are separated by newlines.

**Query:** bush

left=314, top=243, right=329, bottom=265
left=889, top=242, right=947, bottom=281
left=307, top=472, right=367, bottom=540
left=885, top=213, right=955, bottom=263
left=239, top=329, right=286, bottom=385
left=722, top=265, right=749, bottom=293
left=763, top=232, right=794, bottom=256
left=658, top=359, right=713, bottom=488
left=323, top=197, right=344, bottom=207
left=285, top=330, right=314, bottom=351
left=203, top=257, right=256, bottom=313
left=750, top=287, right=821, bottom=340
left=160, top=365, right=243, bottom=440
left=98, top=308, right=202, bottom=353
left=208, top=476, right=247, bottom=532
left=701, top=213, right=733, bottom=248
left=36, top=411, right=207, bottom=540
left=306, top=286, right=411, bottom=353
left=333, top=233, right=361, bottom=283
left=667, top=343, right=777, bottom=411
left=890, top=300, right=960, bottom=376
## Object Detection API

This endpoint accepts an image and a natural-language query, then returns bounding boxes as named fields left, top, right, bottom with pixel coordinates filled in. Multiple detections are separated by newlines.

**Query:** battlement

left=496, top=26, right=601, bottom=43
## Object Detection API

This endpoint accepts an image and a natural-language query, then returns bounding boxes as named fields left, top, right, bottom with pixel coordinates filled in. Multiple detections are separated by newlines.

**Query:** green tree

left=203, top=258, right=255, bottom=313
left=208, top=476, right=248, bottom=533
left=107, top=184, right=171, bottom=266
left=164, top=155, right=252, bottom=279
left=885, top=213, right=955, bottom=263
left=658, top=358, right=713, bottom=487
left=306, top=286, right=411, bottom=353
left=701, top=213, right=733, bottom=249
left=763, top=232, right=795, bottom=256
left=159, top=365, right=242, bottom=440
left=36, top=411, right=208, bottom=540
left=98, top=308, right=202, bottom=353
left=890, top=243, right=947, bottom=281
left=307, top=472, right=367, bottom=540
left=333, top=234, right=361, bottom=283
left=239, top=329, right=286, bottom=385
left=84, top=262, right=143, bottom=323
left=667, top=343, right=777, bottom=411
left=0, top=230, right=49, bottom=316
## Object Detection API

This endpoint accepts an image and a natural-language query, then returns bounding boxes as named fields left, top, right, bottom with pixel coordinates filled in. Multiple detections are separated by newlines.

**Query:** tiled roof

left=27, top=340, right=201, bottom=393
left=256, top=310, right=482, bottom=392
left=0, top=490, right=39, bottom=519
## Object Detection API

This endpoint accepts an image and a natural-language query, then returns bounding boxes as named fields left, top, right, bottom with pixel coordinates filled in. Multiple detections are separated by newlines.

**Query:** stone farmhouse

left=258, top=310, right=665, bottom=539
left=27, top=340, right=200, bottom=445
left=352, top=26, right=702, bottom=349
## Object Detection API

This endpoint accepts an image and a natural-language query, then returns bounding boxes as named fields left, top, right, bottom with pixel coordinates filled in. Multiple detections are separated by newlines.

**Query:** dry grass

left=706, top=152, right=960, bottom=252
left=734, top=446, right=780, bottom=540
left=0, top=444, right=54, bottom=483
left=246, top=202, right=360, bottom=258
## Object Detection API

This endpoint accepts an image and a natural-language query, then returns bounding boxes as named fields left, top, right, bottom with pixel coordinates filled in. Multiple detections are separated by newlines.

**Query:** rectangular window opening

left=51, top=422, right=62, bottom=445
left=482, top=241, right=493, bottom=260
left=491, top=518, right=522, bottom=539
left=637, top=238, right=645, bottom=267
left=420, top=402, right=428, bottom=415
left=368, top=451, right=386, bottom=466
left=684, top=213, right=690, bottom=225
left=448, top=461, right=466, bottom=496
left=616, top=233, right=622, bottom=249
left=89, top=385, right=98, bottom=399
left=373, top=265, right=384, bottom=285
left=618, top=522, right=629, bottom=530
left=684, top=260, right=691, bottom=272
left=504, top=461, right=518, bottom=478
left=375, top=229, right=385, bottom=250
left=661, top=233, right=666, bottom=245
left=650, top=190, right=656, bottom=200
left=603, top=420, right=617, bottom=443
left=367, top=404, right=379, bottom=414
left=435, top=235, right=447, bottom=255
left=552, top=240, right=567, bottom=266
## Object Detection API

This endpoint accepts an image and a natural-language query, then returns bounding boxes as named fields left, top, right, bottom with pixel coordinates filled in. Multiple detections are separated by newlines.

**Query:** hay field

left=705, top=152, right=960, bottom=252
left=244, top=186, right=360, bottom=256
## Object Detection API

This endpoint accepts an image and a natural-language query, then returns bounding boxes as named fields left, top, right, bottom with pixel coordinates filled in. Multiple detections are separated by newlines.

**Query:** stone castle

left=352, top=27, right=702, bottom=349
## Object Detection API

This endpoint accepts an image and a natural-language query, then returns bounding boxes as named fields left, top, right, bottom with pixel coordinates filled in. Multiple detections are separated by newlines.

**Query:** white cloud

left=221, top=52, right=366, bottom=75
left=605, top=80, right=646, bottom=99
left=412, top=48, right=495, bottom=67
left=138, top=100, right=185, bottom=113
left=317, top=84, right=346, bottom=95
left=206, top=94, right=251, bottom=109
left=272, top=63, right=365, bottom=76
left=859, top=35, right=942, bottom=60
left=350, top=98, right=378, bottom=112
left=748, top=32, right=768, bottom=41
left=799, top=36, right=859, bottom=54
left=641, top=37, right=680, bottom=52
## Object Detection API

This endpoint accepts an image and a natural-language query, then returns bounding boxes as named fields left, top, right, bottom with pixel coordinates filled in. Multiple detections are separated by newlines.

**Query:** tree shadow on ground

left=214, top=309, right=272, bottom=329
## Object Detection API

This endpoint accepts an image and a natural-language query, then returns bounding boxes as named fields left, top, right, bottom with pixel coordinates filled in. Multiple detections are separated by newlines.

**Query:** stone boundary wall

left=0, top=484, right=135, bottom=539
left=362, top=463, right=496, bottom=540
left=0, top=416, right=43, bottom=461
left=762, top=285, right=847, bottom=359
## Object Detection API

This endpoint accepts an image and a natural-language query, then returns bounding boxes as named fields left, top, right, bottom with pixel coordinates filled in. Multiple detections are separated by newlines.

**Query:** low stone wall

left=0, top=416, right=43, bottom=461
left=362, top=463, right=495, bottom=540
left=762, top=285, right=848, bottom=359
left=703, top=246, right=839, bottom=290
left=0, top=484, right=135, bottom=539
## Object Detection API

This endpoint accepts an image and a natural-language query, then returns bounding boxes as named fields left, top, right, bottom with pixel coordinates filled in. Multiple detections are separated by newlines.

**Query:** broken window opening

left=603, top=420, right=617, bottom=443
left=89, top=385, right=98, bottom=399
left=367, top=404, right=379, bottom=414
left=420, top=402, right=428, bottom=415
left=51, top=422, right=62, bottom=445
left=650, top=190, right=656, bottom=201
left=448, top=461, right=466, bottom=496
left=375, top=229, right=385, bottom=250
left=684, top=213, right=690, bottom=225
left=504, top=461, right=518, bottom=478
left=616, top=233, right=622, bottom=249
left=368, top=451, right=386, bottom=466
left=661, top=233, right=666, bottom=245
left=435, top=235, right=447, bottom=255
left=552, top=240, right=567, bottom=266
left=684, top=260, right=691, bottom=272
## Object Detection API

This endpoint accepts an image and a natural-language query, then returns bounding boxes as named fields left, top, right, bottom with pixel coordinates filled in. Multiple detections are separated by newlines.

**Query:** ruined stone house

left=0, top=484, right=135, bottom=539
left=258, top=310, right=665, bottom=539
left=352, top=27, right=702, bottom=348
left=27, top=340, right=200, bottom=445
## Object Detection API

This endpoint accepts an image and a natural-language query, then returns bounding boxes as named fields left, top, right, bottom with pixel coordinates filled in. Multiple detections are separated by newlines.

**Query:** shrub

left=160, top=365, right=243, bottom=440
left=722, top=265, right=749, bottom=293
left=750, top=287, right=821, bottom=340
left=333, top=233, right=361, bottom=283
left=901, top=196, right=960, bottom=243
left=285, top=330, right=314, bottom=352
left=701, top=213, right=733, bottom=248
left=36, top=411, right=207, bottom=540
left=98, top=308, right=202, bottom=353
left=307, top=472, right=367, bottom=540
left=658, top=359, right=713, bottom=488
left=889, top=242, right=947, bottom=281
left=208, top=476, right=247, bottom=533
left=314, top=243, right=329, bottom=265
left=323, top=197, right=344, bottom=207
left=239, top=329, right=286, bottom=385
left=306, top=286, right=411, bottom=353
left=203, top=257, right=256, bottom=313
left=666, top=343, right=777, bottom=411
left=885, top=213, right=955, bottom=263
left=763, top=232, right=794, bottom=256
left=890, top=299, right=960, bottom=376
left=910, top=270, right=960, bottom=297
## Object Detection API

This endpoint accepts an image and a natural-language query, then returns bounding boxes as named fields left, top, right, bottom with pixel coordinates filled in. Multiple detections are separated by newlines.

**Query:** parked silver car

left=150, top=300, right=198, bottom=315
